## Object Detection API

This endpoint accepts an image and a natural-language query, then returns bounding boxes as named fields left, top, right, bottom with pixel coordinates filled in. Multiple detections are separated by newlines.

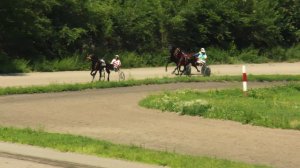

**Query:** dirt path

left=0, top=62, right=299, bottom=87
left=1, top=82, right=300, bottom=168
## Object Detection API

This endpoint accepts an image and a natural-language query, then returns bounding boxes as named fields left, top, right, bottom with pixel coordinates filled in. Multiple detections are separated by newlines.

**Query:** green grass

left=0, top=127, right=270, bottom=168
left=140, top=83, right=300, bottom=130
left=1, top=75, right=300, bottom=96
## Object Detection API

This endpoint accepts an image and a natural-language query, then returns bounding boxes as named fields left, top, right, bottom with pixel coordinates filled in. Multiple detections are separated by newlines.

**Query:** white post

left=242, top=65, right=247, bottom=95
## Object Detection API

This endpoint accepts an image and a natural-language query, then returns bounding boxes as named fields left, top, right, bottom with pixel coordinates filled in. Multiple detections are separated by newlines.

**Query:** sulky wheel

left=118, top=71, right=125, bottom=81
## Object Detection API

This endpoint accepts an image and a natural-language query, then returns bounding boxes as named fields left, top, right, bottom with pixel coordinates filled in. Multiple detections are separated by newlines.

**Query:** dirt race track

left=1, top=62, right=300, bottom=87
left=0, top=62, right=300, bottom=168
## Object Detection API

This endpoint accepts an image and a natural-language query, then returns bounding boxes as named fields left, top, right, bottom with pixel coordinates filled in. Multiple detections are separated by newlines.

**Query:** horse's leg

left=92, top=71, right=96, bottom=82
left=179, top=64, right=185, bottom=76
left=193, top=63, right=200, bottom=72
left=106, top=68, right=110, bottom=81
left=179, top=68, right=184, bottom=76
left=98, top=69, right=102, bottom=81
left=102, top=70, right=105, bottom=81
left=91, top=69, right=96, bottom=76
left=165, top=62, right=169, bottom=72
left=179, top=59, right=187, bottom=76
left=175, top=64, right=182, bottom=75
left=172, top=67, right=177, bottom=74
left=179, top=65, right=184, bottom=74
left=172, top=65, right=178, bottom=74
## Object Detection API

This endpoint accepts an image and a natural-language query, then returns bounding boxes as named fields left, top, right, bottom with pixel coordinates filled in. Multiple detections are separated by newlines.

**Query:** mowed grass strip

left=1, top=75, right=300, bottom=96
left=140, top=83, right=300, bottom=130
left=0, top=127, right=270, bottom=168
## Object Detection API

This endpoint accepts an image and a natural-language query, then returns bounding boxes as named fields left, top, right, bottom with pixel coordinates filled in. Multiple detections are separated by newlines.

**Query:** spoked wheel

left=184, top=64, right=192, bottom=76
left=201, top=65, right=211, bottom=77
left=118, top=71, right=125, bottom=81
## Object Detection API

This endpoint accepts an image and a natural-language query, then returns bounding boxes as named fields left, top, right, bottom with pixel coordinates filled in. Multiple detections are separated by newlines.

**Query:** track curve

left=0, top=82, right=300, bottom=168
left=1, top=62, right=300, bottom=168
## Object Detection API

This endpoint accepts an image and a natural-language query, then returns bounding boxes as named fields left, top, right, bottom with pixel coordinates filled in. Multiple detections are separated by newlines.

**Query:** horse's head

left=173, top=48, right=181, bottom=57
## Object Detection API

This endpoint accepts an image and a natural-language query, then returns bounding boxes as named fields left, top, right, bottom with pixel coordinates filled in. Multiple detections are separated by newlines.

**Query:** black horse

left=86, top=54, right=112, bottom=81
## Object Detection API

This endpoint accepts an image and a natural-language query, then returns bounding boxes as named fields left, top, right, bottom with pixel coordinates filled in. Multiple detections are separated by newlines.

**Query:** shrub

left=207, top=48, right=233, bottom=64
left=182, top=104, right=212, bottom=116
left=238, top=48, right=269, bottom=63
left=286, top=44, right=300, bottom=61
left=13, top=59, right=31, bottom=73
left=265, top=46, right=287, bottom=61
left=120, top=52, right=145, bottom=68
left=0, top=52, right=31, bottom=73
left=33, top=55, right=88, bottom=72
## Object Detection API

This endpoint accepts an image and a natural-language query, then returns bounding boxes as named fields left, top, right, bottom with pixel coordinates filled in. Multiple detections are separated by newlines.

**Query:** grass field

left=1, top=75, right=300, bottom=96
left=140, top=83, right=300, bottom=130
left=0, top=127, right=270, bottom=168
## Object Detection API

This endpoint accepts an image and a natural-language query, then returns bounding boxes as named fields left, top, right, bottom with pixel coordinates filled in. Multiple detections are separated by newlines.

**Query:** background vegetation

left=140, top=83, right=300, bottom=130
left=0, top=0, right=299, bottom=72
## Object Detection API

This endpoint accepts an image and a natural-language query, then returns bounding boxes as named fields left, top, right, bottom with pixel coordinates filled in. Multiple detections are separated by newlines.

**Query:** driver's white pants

left=197, top=60, right=206, bottom=64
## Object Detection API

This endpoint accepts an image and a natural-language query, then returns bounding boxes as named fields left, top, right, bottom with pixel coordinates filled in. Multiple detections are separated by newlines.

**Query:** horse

left=167, top=47, right=201, bottom=75
left=86, top=54, right=111, bottom=81
left=175, top=49, right=211, bottom=77
left=165, top=47, right=186, bottom=75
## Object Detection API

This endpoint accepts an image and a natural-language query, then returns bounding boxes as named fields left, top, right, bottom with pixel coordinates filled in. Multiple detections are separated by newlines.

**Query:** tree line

left=0, top=0, right=299, bottom=72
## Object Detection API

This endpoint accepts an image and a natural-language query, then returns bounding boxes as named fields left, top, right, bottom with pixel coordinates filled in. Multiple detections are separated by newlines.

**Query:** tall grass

left=113, top=51, right=167, bottom=68
left=286, top=43, right=300, bottom=61
left=207, top=44, right=300, bottom=64
left=33, top=55, right=88, bottom=72
left=0, top=52, right=31, bottom=73
left=0, top=127, right=270, bottom=168
left=140, top=83, right=300, bottom=130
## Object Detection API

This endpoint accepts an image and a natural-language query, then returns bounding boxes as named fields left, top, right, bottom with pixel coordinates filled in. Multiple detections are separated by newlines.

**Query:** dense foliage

left=0, top=0, right=299, bottom=72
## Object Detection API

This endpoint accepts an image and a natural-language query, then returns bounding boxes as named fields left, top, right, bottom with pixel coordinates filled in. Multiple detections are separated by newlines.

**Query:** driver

left=111, top=55, right=121, bottom=71
left=193, top=48, right=207, bottom=65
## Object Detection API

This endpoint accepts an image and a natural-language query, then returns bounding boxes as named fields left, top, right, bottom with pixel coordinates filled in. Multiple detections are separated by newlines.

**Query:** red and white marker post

left=242, top=65, right=248, bottom=96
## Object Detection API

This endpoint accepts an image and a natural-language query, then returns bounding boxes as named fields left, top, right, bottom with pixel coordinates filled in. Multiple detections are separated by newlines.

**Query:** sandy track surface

left=1, top=82, right=300, bottom=168
left=0, top=62, right=299, bottom=87
left=0, top=62, right=300, bottom=168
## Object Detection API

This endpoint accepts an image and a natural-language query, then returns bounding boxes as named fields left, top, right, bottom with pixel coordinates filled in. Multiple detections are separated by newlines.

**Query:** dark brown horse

left=86, top=54, right=112, bottom=81
left=165, top=46, right=178, bottom=74
left=166, top=47, right=201, bottom=75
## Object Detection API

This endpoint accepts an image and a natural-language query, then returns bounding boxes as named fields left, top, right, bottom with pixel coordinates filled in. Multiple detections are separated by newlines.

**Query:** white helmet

left=200, top=48, right=205, bottom=53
